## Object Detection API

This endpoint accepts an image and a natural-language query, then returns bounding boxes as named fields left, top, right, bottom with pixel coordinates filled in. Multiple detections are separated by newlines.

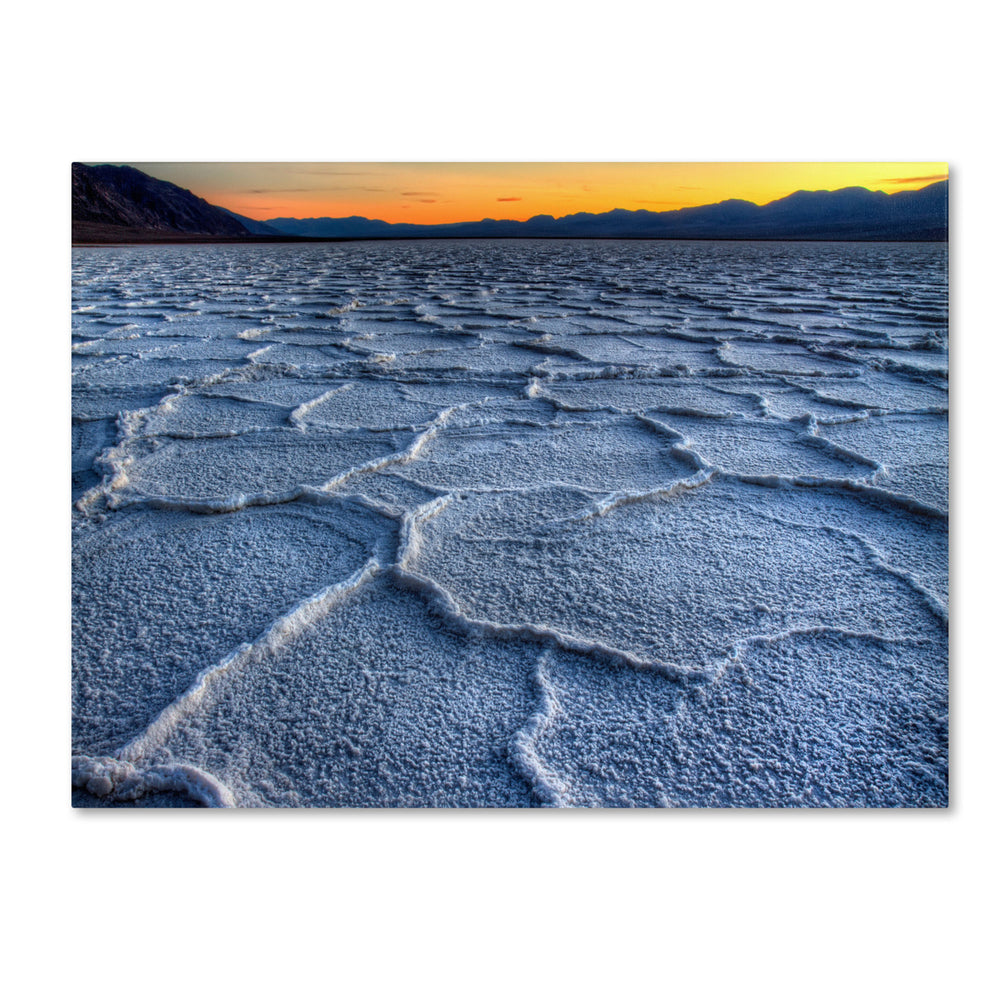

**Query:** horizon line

left=229, top=178, right=948, bottom=227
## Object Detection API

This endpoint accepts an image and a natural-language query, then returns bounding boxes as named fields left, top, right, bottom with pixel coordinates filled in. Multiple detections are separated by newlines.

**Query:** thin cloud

left=245, top=184, right=387, bottom=194
left=402, top=191, right=439, bottom=197
left=290, top=168, right=371, bottom=176
left=497, top=197, right=522, bottom=202
left=880, top=174, right=948, bottom=184
left=417, top=199, right=437, bottom=204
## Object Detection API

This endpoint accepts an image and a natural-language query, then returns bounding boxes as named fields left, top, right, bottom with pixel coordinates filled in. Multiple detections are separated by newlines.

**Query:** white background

left=1, top=3, right=994, bottom=997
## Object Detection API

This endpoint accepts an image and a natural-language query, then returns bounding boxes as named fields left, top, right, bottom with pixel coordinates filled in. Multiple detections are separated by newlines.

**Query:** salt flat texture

left=71, top=241, right=948, bottom=808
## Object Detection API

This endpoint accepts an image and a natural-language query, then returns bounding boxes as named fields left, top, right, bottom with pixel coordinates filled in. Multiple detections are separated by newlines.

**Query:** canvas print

left=71, top=162, right=949, bottom=808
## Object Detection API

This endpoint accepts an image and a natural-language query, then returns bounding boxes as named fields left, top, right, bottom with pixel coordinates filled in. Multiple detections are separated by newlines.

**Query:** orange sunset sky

left=121, top=162, right=948, bottom=225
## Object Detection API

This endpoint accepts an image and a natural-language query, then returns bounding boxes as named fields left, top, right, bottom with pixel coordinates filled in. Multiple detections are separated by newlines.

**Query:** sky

left=120, top=162, right=948, bottom=225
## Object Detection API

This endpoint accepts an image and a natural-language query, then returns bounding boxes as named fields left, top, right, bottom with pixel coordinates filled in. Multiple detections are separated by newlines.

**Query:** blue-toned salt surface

left=71, top=241, right=948, bottom=807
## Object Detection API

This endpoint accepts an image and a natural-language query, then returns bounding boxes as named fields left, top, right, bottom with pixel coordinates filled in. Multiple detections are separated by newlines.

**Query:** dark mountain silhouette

left=264, top=215, right=405, bottom=238
left=263, top=181, right=947, bottom=241
left=219, top=207, right=284, bottom=235
left=72, top=163, right=948, bottom=243
left=72, top=163, right=251, bottom=241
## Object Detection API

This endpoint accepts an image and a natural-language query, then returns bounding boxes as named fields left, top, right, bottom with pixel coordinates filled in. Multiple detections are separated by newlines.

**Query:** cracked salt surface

left=71, top=240, right=948, bottom=807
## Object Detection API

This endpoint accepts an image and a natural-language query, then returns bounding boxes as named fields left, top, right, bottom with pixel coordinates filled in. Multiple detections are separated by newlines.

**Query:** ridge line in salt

left=508, top=651, right=568, bottom=807
left=726, top=472, right=948, bottom=519
left=748, top=508, right=949, bottom=625
left=72, top=755, right=236, bottom=808
left=716, top=623, right=935, bottom=684
left=389, top=564, right=705, bottom=683
left=116, top=558, right=381, bottom=766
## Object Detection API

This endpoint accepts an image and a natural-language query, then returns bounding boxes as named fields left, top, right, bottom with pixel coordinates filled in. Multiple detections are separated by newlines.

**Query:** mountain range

left=72, top=163, right=251, bottom=242
left=72, top=163, right=948, bottom=243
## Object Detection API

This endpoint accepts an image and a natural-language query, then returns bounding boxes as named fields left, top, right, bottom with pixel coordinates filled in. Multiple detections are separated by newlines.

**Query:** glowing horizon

left=116, top=162, right=948, bottom=225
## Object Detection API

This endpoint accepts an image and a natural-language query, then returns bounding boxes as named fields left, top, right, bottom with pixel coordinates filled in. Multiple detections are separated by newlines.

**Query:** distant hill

left=72, top=163, right=251, bottom=241
left=219, top=207, right=285, bottom=236
left=263, top=181, right=948, bottom=241
left=72, top=164, right=948, bottom=243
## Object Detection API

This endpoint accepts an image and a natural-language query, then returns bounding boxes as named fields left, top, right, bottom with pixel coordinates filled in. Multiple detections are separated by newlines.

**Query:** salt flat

left=71, top=240, right=948, bottom=807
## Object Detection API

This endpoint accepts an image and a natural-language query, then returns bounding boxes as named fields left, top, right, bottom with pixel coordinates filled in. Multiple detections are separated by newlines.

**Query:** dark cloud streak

left=242, top=185, right=387, bottom=194
left=289, top=168, right=372, bottom=176
left=880, top=174, right=948, bottom=184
